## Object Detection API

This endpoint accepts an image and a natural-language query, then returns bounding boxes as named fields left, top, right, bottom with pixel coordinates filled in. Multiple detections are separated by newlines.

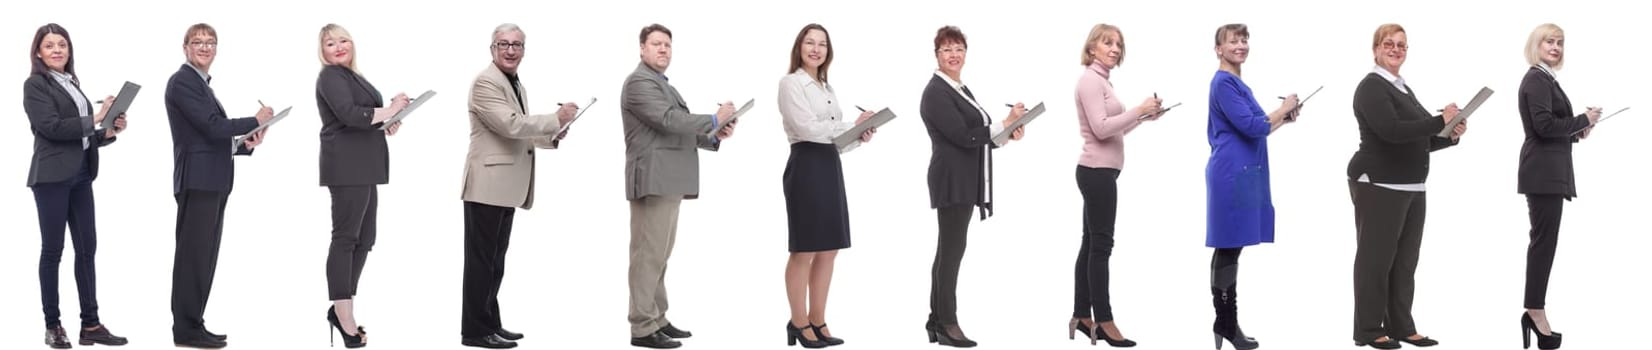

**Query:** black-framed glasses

left=492, top=41, right=524, bottom=51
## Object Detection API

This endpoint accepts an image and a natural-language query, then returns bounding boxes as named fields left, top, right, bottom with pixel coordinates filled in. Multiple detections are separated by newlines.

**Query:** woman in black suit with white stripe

left=1514, top=23, right=1597, bottom=350
left=917, top=25, right=1026, bottom=348
left=23, top=23, right=129, bottom=349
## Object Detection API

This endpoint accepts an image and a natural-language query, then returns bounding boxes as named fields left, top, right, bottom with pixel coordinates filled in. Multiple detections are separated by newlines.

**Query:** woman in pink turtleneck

left=1066, top=23, right=1163, bottom=348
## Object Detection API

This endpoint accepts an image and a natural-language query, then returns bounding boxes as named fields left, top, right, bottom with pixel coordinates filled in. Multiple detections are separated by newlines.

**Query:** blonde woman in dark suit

left=314, top=23, right=410, bottom=349
left=1514, top=23, right=1596, bottom=350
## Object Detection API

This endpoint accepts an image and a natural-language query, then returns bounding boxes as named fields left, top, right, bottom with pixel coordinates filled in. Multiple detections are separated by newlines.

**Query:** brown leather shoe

left=80, top=324, right=129, bottom=346
left=45, top=326, right=71, bottom=349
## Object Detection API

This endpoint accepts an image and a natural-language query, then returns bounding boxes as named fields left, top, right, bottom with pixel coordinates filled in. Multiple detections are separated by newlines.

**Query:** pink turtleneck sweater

left=1074, top=61, right=1142, bottom=169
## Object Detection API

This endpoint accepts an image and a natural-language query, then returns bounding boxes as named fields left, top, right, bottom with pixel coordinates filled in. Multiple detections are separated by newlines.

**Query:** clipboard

left=99, top=82, right=141, bottom=129
left=1438, top=87, right=1494, bottom=138
left=556, top=97, right=598, bottom=134
left=1138, top=102, right=1183, bottom=120
left=378, top=90, right=436, bottom=130
left=708, top=99, right=755, bottom=136
left=990, top=102, right=1046, bottom=146
left=232, top=106, right=292, bottom=148
left=832, top=106, right=897, bottom=151
left=1570, top=107, right=1629, bottom=136
left=1282, top=85, right=1323, bottom=121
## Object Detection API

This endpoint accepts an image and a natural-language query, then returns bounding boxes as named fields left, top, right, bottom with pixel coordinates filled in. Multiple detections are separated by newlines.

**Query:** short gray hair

left=493, top=23, right=522, bottom=41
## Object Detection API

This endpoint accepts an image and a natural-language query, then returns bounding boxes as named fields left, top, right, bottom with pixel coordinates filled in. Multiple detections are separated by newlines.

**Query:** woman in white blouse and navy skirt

left=777, top=23, right=876, bottom=349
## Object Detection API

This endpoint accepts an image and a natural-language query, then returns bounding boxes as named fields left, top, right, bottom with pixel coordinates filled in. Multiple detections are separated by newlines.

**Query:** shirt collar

left=790, top=68, right=823, bottom=88
left=1536, top=62, right=1557, bottom=79
left=1371, top=65, right=1405, bottom=91
left=47, top=70, right=74, bottom=84
left=934, top=70, right=964, bottom=90
left=187, top=62, right=211, bottom=83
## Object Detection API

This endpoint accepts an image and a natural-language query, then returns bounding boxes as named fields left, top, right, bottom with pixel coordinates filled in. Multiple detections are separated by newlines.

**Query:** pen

left=854, top=105, right=867, bottom=112
left=1003, top=103, right=1021, bottom=108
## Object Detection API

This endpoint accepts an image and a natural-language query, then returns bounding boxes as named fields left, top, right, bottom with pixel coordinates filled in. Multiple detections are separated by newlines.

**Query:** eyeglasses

left=936, top=46, right=967, bottom=55
left=493, top=41, right=524, bottom=51
left=1381, top=41, right=1408, bottom=51
left=188, top=41, right=218, bottom=49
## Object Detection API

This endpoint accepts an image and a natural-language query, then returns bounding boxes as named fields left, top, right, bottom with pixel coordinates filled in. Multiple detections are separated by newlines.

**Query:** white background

left=2, top=0, right=1646, bottom=349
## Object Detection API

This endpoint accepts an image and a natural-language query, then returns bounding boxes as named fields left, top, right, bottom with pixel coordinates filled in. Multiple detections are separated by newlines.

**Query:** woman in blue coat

left=1204, top=23, right=1301, bottom=350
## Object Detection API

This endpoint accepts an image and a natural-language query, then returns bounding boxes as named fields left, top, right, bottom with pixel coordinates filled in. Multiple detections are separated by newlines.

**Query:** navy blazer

left=23, top=73, right=115, bottom=186
left=164, top=64, right=260, bottom=194
left=314, top=65, right=389, bottom=187
left=1516, top=66, right=1590, bottom=197
left=918, top=74, right=997, bottom=217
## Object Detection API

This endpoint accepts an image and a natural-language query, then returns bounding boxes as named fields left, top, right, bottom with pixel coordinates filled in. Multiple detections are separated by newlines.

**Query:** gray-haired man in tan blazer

left=621, top=23, right=737, bottom=349
left=459, top=23, right=577, bottom=349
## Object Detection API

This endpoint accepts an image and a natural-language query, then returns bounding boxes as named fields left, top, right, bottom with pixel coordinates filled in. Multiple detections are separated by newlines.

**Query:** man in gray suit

left=621, top=23, right=736, bottom=349
left=459, top=23, right=577, bottom=349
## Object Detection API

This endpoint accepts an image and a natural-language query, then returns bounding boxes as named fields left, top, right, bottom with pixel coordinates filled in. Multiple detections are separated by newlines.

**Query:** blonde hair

left=318, top=23, right=357, bottom=71
left=1080, top=24, right=1124, bottom=66
left=1370, top=23, right=1406, bottom=64
left=1524, top=23, right=1564, bottom=69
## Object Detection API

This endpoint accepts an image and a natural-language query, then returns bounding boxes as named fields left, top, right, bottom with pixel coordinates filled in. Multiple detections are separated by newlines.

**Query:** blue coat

left=1204, top=70, right=1274, bottom=248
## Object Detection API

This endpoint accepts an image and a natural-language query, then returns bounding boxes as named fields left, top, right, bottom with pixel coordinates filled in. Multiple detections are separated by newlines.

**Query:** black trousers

left=172, top=189, right=230, bottom=340
left=327, top=185, right=378, bottom=300
left=1524, top=194, right=1564, bottom=309
left=929, top=204, right=974, bottom=325
left=1073, top=166, right=1121, bottom=321
left=32, top=160, right=100, bottom=329
left=461, top=201, right=516, bottom=338
left=1349, top=181, right=1427, bottom=342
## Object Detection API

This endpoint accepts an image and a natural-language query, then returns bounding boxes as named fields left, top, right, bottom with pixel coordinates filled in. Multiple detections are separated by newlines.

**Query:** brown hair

left=1080, top=24, right=1124, bottom=66
left=933, top=25, right=966, bottom=52
left=787, top=24, right=834, bottom=82
left=183, top=23, right=216, bottom=45
left=639, top=23, right=672, bottom=45
left=1213, top=23, right=1248, bottom=46
left=30, top=23, right=75, bottom=82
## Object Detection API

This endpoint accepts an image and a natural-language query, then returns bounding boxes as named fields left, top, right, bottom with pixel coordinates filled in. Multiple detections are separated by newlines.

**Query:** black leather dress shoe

left=174, top=336, right=227, bottom=349
left=660, top=323, right=692, bottom=338
left=496, top=328, right=524, bottom=341
left=631, top=331, right=682, bottom=349
left=205, top=330, right=227, bottom=341
left=461, top=334, right=518, bottom=349
left=45, top=327, right=71, bottom=349
left=79, top=325, right=129, bottom=346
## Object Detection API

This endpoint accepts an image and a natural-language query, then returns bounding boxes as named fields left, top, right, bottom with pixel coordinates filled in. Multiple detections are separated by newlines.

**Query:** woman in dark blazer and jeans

left=314, top=23, right=409, bottom=348
left=23, top=23, right=129, bottom=349
left=917, top=25, right=1026, bottom=348
left=1346, top=23, right=1466, bottom=349
left=1514, top=23, right=1596, bottom=350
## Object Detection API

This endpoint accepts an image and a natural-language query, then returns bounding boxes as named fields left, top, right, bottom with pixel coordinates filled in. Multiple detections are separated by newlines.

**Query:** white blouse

left=777, top=69, right=859, bottom=153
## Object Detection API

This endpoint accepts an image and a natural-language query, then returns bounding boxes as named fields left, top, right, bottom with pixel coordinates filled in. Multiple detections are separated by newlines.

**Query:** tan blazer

left=462, top=63, right=562, bottom=209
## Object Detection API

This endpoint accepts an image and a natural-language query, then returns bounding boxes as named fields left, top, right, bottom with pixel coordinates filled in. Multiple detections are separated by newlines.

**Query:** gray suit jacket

left=620, top=62, right=719, bottom=200
left=462, top=64, right=562, bottom=209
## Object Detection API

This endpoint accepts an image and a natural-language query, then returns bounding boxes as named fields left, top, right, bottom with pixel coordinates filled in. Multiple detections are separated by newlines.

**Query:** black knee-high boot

left=1212, top=248, right=1257, bottom=350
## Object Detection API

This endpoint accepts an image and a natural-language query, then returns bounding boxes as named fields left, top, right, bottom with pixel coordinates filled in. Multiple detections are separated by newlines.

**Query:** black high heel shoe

left=1068, top=318, right=1093, bottom=341
left=810, top=323, right=844, bottom=346
left=1092, top=322, right=1138, bottom=347
left=327, top=306, right=367, bottom=348
left=1522, top=312, right=1563, bottom=349
left=786, top=322, right=828, bottom=348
